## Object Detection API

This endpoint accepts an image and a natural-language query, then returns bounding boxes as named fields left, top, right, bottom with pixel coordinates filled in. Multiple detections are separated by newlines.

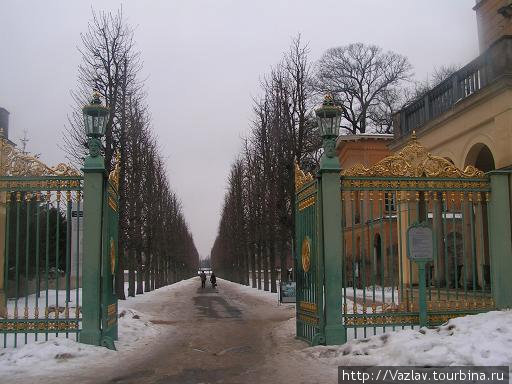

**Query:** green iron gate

left=0, top=138, right=120, bottom=349
left=295, top=164, right=324, bottom=345
left=339, top=137, right=494, bottom=340
left=100, top=159, right=119, bottom=349
left=0, top=138, right=83, bottom=347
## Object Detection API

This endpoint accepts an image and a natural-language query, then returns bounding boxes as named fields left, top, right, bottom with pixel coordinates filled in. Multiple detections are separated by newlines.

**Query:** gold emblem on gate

left=301, top=236, right=311, bottom=272
left=110, top=237, right=116, bottom=275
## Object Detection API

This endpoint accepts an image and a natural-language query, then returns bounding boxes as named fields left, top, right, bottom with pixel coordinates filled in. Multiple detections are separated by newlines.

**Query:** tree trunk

left=128, top=248, right=135, bottom=297
left=136, top=251, right=144, bottom=294
left=251, top=243, right=257, bottom=288
left=263, top=241, right=269, bottom=291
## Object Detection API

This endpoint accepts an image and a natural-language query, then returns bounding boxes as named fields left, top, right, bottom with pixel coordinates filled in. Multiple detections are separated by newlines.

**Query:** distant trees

left=64, top=8, right=199, bottom=299
left=212, top=40, right=417, bottom=291
left=211, top=36, right=320, bottom=291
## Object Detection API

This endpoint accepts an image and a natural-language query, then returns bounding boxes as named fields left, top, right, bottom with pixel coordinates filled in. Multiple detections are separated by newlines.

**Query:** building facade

left=337, top=135, right=399, bottom=288
left=392, top=0, right=512, bottom=173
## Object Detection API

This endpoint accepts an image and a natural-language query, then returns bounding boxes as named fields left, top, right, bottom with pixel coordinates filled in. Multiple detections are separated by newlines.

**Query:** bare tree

left=65, top=7, right=199, bottom=299
left=315, top=42, right=412, bottom=134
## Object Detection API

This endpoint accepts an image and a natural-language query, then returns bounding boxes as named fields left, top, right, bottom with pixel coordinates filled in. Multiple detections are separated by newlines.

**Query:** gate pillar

left=80, top=150, right=105, bottom=346
left=80, top=92, right=110, bottom=346
left=319, top=164, right=346, bottom=345
left=488, top=170, right=512, bottom=309
left=317, top=95, right=345, bottom=345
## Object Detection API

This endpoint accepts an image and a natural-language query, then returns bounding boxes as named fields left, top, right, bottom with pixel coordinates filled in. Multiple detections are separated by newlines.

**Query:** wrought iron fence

left=340, top=137, right=493, bottom=341
left=295, top=165, right=323, bottom=345
left=0, top=138, right=83, bottom=347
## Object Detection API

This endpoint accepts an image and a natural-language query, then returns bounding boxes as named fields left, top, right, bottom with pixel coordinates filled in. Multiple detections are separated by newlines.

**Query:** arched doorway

left=465, top=143, right=495, bottom=172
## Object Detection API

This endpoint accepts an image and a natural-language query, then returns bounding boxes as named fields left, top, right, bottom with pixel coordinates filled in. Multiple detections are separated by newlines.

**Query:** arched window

left=465, top=143, right=495, bottom=173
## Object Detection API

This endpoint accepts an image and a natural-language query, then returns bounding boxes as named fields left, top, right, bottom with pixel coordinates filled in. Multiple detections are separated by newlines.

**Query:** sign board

left=407, top=223, right=433, bottom=262
left=280, top=281, right=296, bottom=303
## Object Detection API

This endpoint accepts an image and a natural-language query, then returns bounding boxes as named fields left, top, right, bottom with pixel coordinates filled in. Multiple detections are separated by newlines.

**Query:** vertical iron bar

left=14, top=192, right=21, bottom=347
left=396, top=190, right=405, bottom=330
left=451, top=192, right=458, bottom=299
left=433, top=192, right=440, bottom=301
left=35, top=192, right=41, bottom=342
left=3, top=194, right=10, bottom=348
left=478, top=193, right=487, bottom=292
left=65, top=190, right=71, bottom=338
left=24, top=193, right=30, bottom=344
left=379, top=191, right=385, bottom=334
left=407, top=191, right=413, bottom=328
left=45, top=191, right=50, bottom=341
left=389, top=191, right=395, bottom=331
left=369, top=191, right=375, bottom=335
left=425, top=191, right=432, bottom=301
left=75, top=191, right=81, bottom=341
left=360, top=192, right=366, bottom=338
left=351, top=191, right=357, bottom=339
left=469, top=193, right=477, bottom=297
left=461, top=192, right=467, bottom=300
left=341, top=191, right=347, bottom=337
left=55, top=191, right=61, bottom=337
left=442, top=192, right=449, bottom=301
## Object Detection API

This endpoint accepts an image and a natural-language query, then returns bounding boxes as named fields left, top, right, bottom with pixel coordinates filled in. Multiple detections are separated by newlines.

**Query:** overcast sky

left=1, top=1, right=478, bottom=259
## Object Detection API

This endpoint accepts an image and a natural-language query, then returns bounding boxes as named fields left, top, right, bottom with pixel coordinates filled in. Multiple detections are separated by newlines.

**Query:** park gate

left=0, top=137, right=119, bottom=349
left=339, top=137, right=494, bottom=341
left=295, top=134, right=511, bottom=345
left=295, top=167, right=323, bottom=344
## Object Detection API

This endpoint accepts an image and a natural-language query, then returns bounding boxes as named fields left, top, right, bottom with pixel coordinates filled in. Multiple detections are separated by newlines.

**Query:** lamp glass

left=82, top=95, right=109, bottom=137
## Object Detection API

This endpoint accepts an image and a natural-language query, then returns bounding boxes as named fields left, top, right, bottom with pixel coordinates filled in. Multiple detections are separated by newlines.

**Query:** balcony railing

left=395, top=36, right=512, bottom=138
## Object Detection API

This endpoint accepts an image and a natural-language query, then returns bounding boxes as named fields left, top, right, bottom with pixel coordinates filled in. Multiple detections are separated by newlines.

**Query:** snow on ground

left=302, top=310, right=512, bottom=367
left=224, top=278, right=280, bottom=305
left=239, top=278, right=512, bottom=367
left=0, top=278, right=193, bottom=379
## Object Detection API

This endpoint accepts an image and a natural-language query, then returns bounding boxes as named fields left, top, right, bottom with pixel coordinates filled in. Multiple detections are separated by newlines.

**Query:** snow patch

left=0, top=279, right=194, bottom=380
left=302, top=310, right=512, bottom=366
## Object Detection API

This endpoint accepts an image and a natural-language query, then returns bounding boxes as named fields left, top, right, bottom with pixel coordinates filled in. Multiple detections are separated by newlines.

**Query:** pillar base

left=79, top=330, right=102, bottom=346
left=324, top=324, right=346, bottom=345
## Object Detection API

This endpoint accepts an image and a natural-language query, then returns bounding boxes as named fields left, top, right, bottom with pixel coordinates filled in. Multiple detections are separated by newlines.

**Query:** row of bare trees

left=64, top=9, right=199, bottom=299
left=211, top=36, right=319, bottom=291
left=211, top=37, right=415, bottom=291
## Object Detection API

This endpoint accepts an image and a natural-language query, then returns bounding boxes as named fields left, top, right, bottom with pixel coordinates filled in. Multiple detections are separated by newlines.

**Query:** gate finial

left=295, top=162, right=314, bottom=191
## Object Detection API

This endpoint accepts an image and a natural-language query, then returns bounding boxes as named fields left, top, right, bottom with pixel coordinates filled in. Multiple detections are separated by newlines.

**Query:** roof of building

left=336, top=133, right=394, bottom=146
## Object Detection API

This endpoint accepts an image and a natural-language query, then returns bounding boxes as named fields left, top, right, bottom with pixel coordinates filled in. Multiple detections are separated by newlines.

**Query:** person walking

left=200, top=271, right=207, bottom=288
left=210, top=272, right=217, bottom=288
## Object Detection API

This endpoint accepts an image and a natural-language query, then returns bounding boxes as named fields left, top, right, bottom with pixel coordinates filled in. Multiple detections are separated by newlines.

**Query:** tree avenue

left=211, top=37, right=447, bottom=292
left=66, top=9, right=200, bottom=298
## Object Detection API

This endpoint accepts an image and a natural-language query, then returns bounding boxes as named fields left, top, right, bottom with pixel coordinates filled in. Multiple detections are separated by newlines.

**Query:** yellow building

left=392, top=0, right=512, bottom=172
left=388, top=0, right=512, bottom=290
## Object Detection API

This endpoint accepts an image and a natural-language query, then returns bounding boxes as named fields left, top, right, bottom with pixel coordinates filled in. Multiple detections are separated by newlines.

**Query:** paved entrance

left=13, top=278, right=336, bottom=384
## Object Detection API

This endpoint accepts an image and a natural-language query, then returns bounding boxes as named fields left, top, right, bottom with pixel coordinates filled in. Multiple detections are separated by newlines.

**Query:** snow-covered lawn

left=302, top=310, right=512, bottom=366
left=240, top=279, right=512, bottom=366
left=0, top=279, right=192, bottom=379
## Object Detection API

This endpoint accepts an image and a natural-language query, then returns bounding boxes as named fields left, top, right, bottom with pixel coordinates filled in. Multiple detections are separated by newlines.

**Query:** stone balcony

left=392, top=35, right=512, bottom=149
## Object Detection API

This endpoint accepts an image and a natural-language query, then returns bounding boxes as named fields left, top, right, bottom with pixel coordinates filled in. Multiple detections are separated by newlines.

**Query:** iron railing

left=396, top=36, right=512, bottom=137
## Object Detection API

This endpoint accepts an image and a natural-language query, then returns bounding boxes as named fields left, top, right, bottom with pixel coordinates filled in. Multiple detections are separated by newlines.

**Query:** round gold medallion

left=301, top=236, right=311, bottom=272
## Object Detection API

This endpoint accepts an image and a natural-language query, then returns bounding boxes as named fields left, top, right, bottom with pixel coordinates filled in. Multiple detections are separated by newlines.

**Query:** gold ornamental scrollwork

left=301, top=236, right=311, bottom=272
left=295, top=162, right=314, bottom=192
left=108, top=151, right=120, bottom=192
left=0, top=136, right=80, bottom=177
left=341, top=134, right=485, bottom=179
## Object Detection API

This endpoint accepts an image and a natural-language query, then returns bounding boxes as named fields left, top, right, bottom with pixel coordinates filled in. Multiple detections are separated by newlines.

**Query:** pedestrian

left=200, top=270, right=207, bottom=288
left=210, top=272, right=217, bottom=288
